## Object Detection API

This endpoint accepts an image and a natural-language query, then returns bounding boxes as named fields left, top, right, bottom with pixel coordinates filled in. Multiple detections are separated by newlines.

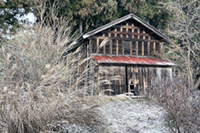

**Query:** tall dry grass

left=148, top=78, right=200, bottom=133
left=0, top=1, right=106, bottom=132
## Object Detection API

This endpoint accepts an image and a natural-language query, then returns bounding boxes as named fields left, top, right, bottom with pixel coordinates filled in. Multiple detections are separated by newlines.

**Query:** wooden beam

left=147, top=42, right=150, bottom=56
left=96, top=38, right=99, bottom=53
left=136, top=41, right=138, bottom=56
left=153, top=42, right=156, bottom=55
left=116, top=40, right=119, bottom=55
left=110, top=39, right=112, bottom=55
left=122, top=40, right=124, bottom=55
left=130, top=41, right=132, bottom=56
left=142, top=41, right=144, bottom=56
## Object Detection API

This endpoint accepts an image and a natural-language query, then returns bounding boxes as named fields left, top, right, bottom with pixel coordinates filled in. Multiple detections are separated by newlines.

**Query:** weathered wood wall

left=96, top=65, right=172, bottom=96
left=88, top=19, right=164, bottom=57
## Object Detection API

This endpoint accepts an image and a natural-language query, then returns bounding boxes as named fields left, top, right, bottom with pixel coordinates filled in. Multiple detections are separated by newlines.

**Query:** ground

left=99, top=98, right=170, bottom=133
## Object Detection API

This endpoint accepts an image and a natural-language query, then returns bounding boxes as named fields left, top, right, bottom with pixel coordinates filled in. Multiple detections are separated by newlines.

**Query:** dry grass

left=148, top=78, right=200, bottom=133
left=0, top=2, right=107, bottom=132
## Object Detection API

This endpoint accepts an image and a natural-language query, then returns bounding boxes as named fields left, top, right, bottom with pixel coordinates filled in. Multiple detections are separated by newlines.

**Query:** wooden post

left=116, top=40, right=119, bottom=55
left=122, top=40, right=124, bottom=55
left=130, top=41, right=132, bottom=56
left=148, top=42, right=150, bottom=56
left=96, top=38, right=99, bottom=53
left=136, top=41, right=138, bottom=56
left=153, top=42, right=156, bottom=55
left=110, top=39, right=112, bottom=55
left=142, top=42, right=144, bottom=56
left=167, top=67, right=173, bottom=82
left=156, top=67, right=162, bottom=82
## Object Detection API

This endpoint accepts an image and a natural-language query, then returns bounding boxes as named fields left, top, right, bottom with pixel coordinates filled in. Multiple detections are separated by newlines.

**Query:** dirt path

left=99, top=99, right=170, bottom=133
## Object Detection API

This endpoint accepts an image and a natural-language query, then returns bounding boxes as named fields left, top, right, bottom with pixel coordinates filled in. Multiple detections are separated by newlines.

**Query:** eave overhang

left=91, top=55, right=176, bottom=66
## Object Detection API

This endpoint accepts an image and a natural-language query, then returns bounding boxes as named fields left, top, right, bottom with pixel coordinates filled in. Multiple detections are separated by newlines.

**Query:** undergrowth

left=0, top=1, right=107, bottom=132
left=148, top=78, right=200, bottom=133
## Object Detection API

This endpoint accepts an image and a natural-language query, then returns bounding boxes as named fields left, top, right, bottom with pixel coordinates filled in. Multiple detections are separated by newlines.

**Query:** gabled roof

left=91, top=55, right=176, bottom=66
left=83, top=13, right=173, bottom=44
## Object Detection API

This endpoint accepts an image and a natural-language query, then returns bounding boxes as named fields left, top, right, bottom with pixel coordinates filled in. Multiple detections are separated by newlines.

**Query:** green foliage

left=33, top=0, right=172, bottom=34
left=0, top=0, right=33, bottom=40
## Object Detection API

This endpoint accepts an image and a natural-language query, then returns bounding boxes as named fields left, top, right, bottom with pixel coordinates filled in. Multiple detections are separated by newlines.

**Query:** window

left=144, top=42, right=148, bottom=56
left=117, top=34, right=120, bottom=38
left=145, top=36, right=148, bottom=40
left=140, top=36, right=143, bottom=39
left=105, top=41, right=110, bottom=54
left=111, top=33, right=115, bottom=37
left=117, top=28, right=120, bottom=31
left=111, top=27, right=115, bottom=31
left=105, top=33, right=108, bottom=37
left=138, top=41, right=142, bottom=56
left=150, top=42, right=154, bottom=56
left=156, top=43, right=160, bottom=53
left=123, top=34, right=126, bottom=38
left=124, top=41, right=130, bottom=55
left=134, top=29, right=138, bottom=33
left=92, top=39, right=97, bottom=53
left=140, top=29, right=143, bottom=33
left=118, top=40, right=123, bottom=55
left=128, top=28, right=132, bottom=32
left=112, top=40, right=116, bottom=55
left=99, top=39, right=104, bottom=54
left=132, top=41, right=136, bottom=55
left=123, top=28, right=126, bottom=32
left=134, top=35, right=138, bottom=39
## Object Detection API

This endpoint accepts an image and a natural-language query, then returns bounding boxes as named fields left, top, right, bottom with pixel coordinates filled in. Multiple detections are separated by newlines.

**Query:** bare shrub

left=0, top=1, right=106, bottom=132
left=148, top=78, right=200, bottom=133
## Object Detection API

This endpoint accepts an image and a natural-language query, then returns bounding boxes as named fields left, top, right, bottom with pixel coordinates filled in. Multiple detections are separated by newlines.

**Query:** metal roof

left=83, top=13, right=173, bottom=44
left=91, top=55, right=176, bottom=66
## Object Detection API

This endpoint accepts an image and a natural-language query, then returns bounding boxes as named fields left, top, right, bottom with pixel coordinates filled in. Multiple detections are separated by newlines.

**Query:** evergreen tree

left=33, top=0, right=172, bottom=34
left=0, top=0, right=32, bottom=40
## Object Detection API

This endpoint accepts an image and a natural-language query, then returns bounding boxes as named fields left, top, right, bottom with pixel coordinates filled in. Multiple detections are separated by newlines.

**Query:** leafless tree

left=161, top=0, right=200, bottom=89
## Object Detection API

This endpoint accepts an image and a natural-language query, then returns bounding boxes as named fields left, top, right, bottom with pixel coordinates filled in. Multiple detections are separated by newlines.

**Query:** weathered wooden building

left=81, top=13, right=175, bottom=96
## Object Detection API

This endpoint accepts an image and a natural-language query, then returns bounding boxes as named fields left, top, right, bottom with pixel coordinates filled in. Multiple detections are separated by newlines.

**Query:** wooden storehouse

left=81, top=13, right=175, bottom=96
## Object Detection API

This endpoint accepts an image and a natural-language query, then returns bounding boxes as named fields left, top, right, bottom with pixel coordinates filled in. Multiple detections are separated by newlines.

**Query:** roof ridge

left=83, top=13, right=173, bottom=44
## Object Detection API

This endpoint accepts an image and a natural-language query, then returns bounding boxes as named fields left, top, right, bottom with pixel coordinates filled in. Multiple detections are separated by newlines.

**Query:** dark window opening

left=96, top=32, right=103, bottom=36
left=132, top=41, right=136, bottom=55
left=134, top=35, right=138, bottom=39
left=105, top=41, right=110, bottom=54
left=112, top=40, right=116, bottom=55
left=138, top=41, right=142, bottom=56
left=134, top=29, right=138, bottom=33
left=150, top=42, right=154, bottom=56
left=111, top=33, right=115, bottom=37
left=128, top=35, right=132, bottom=39
left=128, top=28, right=132, bottom=32
left=123, top=34, right=126, bottom=38
left=117, top=28, right=120, bottom=31
left=118, top=40, right=123, bottom=55
left=124, top=41, right=130, bottom=55
left=105, top=33, right=108, bottom=37
left=111, top=27, right=115, bottom=31
left=140, top=29, right=143, bottom=33
left=117, top=34, right=120, bottom=38
left=92, top=39, right=97, bottom=53
left=144, top=42, right=148, bottom=56
left=145, top=36, right=148, bottom=40
left=156, top=43, right=160, bottom=53
left=140, top=36, right=143, bottom=39
left=99, top=39, right=104, bottom=54
left=123, top=28, right=126, bottom=32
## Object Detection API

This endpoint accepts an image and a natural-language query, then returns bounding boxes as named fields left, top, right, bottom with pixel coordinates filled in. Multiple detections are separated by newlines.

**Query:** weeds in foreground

left=0, top=1, right=106, bottom=132
left=148, top=78, right=200, bottom=133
